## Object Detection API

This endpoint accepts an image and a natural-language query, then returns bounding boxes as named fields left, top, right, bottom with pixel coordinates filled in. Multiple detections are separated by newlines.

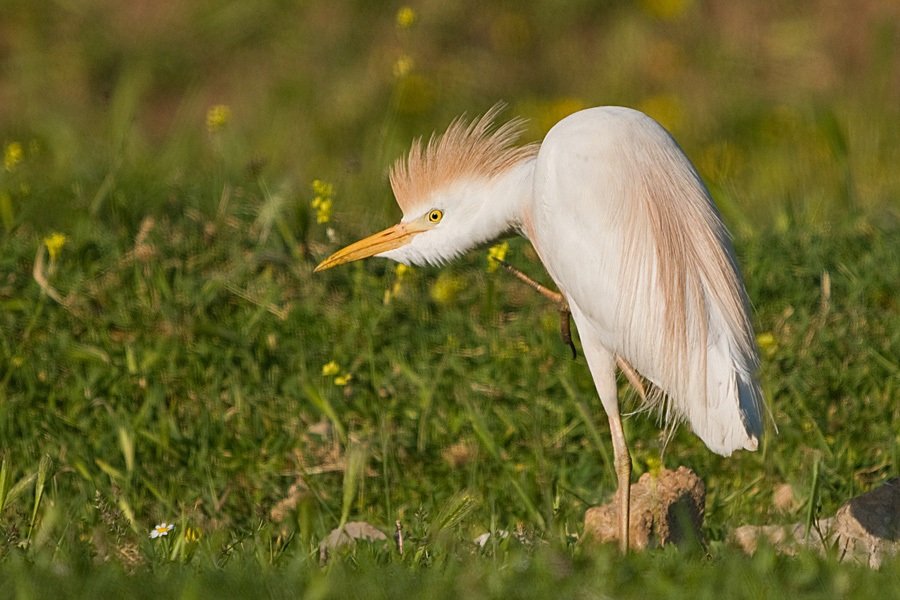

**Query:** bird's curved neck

left=475, top=157, right=537, bottom=243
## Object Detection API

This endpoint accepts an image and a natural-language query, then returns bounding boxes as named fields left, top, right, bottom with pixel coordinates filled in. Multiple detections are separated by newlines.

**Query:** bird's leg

left=494, top=257, right=640, bottom=552
left=615, top=355, right=647, bottom=402
left=607, top=410, right=632, bottom=553
left=559, top=310, right=575, bottom=359
left=491, top=258, right=649, bottom=398
left=584, top=347, right=633, bottom=553
left=492, top=258, right=577, bottom=359
left=492, top=258, right=563, bottom=305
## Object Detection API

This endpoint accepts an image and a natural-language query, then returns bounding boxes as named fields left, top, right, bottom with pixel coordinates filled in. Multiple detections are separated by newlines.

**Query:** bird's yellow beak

left=314, top=221, right=427, bottom=272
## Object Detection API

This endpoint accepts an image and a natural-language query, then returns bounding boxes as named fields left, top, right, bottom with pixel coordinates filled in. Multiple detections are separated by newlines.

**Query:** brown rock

left=732, top=477, right=900, bottom=568
left=773, top=483, right=798, bottom=513
left=584, top=466, right=706, bottom=549
left=731, top=521, right=834, bottom=556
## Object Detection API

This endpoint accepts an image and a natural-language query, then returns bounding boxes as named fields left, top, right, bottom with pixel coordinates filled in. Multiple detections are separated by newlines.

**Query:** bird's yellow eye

left=428, top=209, right=443, bottom=223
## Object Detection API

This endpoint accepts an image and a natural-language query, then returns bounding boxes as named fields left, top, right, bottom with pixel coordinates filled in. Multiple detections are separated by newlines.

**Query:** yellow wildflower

left=184, top=527, right=202, bottom=543
left=322, top=360, right=352, bottom=385
left=384, top=263, right=411, bottom=304
left=311, top=197, right=332, bottom=224
left=757, top=332, right=778, bottom=358
left=321, top=361, right=340, bottom=377
left=312, top=180, right=334, bottom=198
left=486, top=241, right=509, bottom=273
left=396, top=6, right=416, bottom=29
left=644, top=455, right=662, bottom=478
left=4, top=142, right=23, bottom=172
left=206, top=104, right=231, bottom=133
left=311, top=180, right=334, bottom=224
left=430, top=272, right=466, bottom=305
left=43, top=233, right=67, bottom=261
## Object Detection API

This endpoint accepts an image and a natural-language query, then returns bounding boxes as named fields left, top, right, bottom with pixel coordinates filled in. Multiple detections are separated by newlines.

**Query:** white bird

left=315, top=105, right=765, bottom=551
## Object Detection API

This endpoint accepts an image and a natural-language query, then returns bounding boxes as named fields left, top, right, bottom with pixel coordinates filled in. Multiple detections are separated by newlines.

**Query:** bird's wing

left=529, top=107, right=763, bottom=455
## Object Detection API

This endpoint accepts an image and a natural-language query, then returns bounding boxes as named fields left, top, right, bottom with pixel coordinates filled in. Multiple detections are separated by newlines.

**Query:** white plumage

left=316, top=105, right=766, bottom=551
left=531, top=107, right=762, bottom=454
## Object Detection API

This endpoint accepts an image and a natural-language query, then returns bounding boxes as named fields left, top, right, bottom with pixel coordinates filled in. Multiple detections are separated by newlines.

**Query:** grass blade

left=433, top=491, right=479, bottom=535
left=28, top=455, right=51, bottom=538
left=803, top=455, right=821, bottom=544
left=303, top=383, right=347, bottom=446
left=0, top=458, right=9, bottom=513
left=339, top=444, right=367, bottom=529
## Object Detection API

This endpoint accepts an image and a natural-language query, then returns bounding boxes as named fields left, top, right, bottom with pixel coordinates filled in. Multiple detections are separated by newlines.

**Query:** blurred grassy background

left=1, top=0, right=898, bottom=232
left=0, top=0, right=899, bottom=594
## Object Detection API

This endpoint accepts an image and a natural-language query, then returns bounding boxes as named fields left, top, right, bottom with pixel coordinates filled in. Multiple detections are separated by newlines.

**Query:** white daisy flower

left=150, top=522, right=175, bottom=539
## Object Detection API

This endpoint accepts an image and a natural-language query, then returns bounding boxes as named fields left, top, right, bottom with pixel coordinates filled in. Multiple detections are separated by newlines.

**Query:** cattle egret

left=315, top=105, right=765, bottom=551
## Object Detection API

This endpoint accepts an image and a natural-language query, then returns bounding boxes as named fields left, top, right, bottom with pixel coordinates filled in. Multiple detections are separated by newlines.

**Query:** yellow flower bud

left=4, top=142, right=23, bottom=172
left=321, top=361, right=340, bottom=377
left=43, top=233, right=67, bottom=261
left=206, top=104, right=231, bottom=133
left=486, top=241, right=509, bottom=272
left=396, top=6, right=416, bottom=29
left=311, top=180, right=335, bottom=224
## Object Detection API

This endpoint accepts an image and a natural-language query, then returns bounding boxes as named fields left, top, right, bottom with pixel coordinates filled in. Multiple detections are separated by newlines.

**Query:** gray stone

left=833, top=477, right=900, bottom=567
left=319, top=521, right=389, bottom=562
left=732, top=478, right=900, bottom=568
left=731, top=520, right=834, bottom=556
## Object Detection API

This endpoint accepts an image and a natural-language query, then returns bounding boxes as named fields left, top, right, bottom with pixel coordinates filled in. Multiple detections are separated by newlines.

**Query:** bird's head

left=315, top=105, right=538, bottom=272
left=313, top=189, right=471, bottom=271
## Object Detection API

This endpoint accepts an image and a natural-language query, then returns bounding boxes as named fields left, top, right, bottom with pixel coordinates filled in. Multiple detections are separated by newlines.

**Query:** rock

left=319, top=521, right=389, bottom=562
left=840, top=478, right=900, bottom=539
left=731, top=520, right=834, bottom=556
left=474, top=530, right=509, bottom=549
left=772, top=483, right=799, bottom=513
left=731, top=477, right=900, bottom=568
left=833, top=477, right=900, bottom=567
left=584, top=466, right=706, bottom=550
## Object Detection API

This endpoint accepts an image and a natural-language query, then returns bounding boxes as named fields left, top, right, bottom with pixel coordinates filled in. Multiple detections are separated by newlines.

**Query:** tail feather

left=697, top=317, right=762, bottom=455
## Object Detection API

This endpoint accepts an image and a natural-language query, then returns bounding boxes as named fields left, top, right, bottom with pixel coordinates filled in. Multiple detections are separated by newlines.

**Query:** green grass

left=4, top=543, right=900, bottom=600
left=1, top=177, right=898, bottom=597
left=1, top=0, right=899, bottom=597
